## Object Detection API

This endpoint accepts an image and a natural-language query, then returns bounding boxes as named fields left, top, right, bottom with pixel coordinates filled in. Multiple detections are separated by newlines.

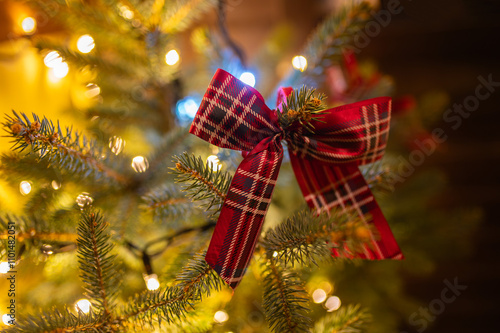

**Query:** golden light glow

left=0, top=262, right=11, bottom=274
left=292, top=55, right=308, bottom=72
left=21, top=17, right=37, bottom=34
left=51, top=180, right=61, bottom=190
left=44, top=51, right=63, bottom=68
left=85, top=83, right=101, bottom=98
left=206, top=155, right=221, bottom=171
left=325, top=296, right=341, bottom=312
left=76, top=192, right=93, bottom=208
left=109, top=136, right=125, bottom=155
left=19, top=180, right=32, bottom=195
left=312, top=288, right=327, bottom=303
left=165, top=49, right=180, bottom=65
left=118, top=5, right=134, bottom=20
left=131, top=156, right=149, bottom=173
left=77, top=35, right=95, bottom=53
left=75, top=299, right=91, bottom=314
left=144, top=274, right=160, bottom=291
left=2, top=314, right=12, bottom=325
left=273, top=251, right=279, bottom=258
left=214, top=310, right=229, bottom=323
left=49, top=62, right=69, bottom=81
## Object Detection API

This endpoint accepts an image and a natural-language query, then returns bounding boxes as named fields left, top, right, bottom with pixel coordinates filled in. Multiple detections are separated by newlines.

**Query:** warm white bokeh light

left=77, top=35, right=95, bottom=53
left=144, top=274, right=160, bottom=291
left=2, top=314, right=12, bottom=325
left=51, top=180, right=61, bottom=190
left=292, top=55, right=308, bottom=72
left=312, top=288, right=327, bottom=303
left=85, top=83, right=101, bottom=98
left=21, top=17, right=37, bottom=34
left=75, top=299, right=92, bottom=314
left=44, top=51, right=63, bottom=68
left=0, top=262, right=11, bottom=274
left=325, top=296, right=342, bottom=312
left=206, top=155, right=221, bottom=171
left=165, top=49, right=180, bottom=65
left=214, top=310, right=229, bottom=323
left=19, top=180, right=32, bottom=195
left=239, top=72, right=256, bottom=87
left=50, top=62, right=69, bottom=80
left=131, top=156, right=149, bottom=173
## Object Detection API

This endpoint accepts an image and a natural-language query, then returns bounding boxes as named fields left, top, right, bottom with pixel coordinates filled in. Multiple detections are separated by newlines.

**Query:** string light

left=165, top=49, right=180, bottom=65
left=75, top=299, right=91, bottom=314
left=85, top=83, right=101, bottom=98
left=109, top=136, right=125, bottom=155
left=176, top=96, right=199, bottom=124
left=144, top=274, right=160, bottom=291
left=0, top=262, right=11, bottom=274
left=44, top=51, right=63, bottom=68
left=2, top=314, right=12, bottom=325
left=318, top=281, right=333, bottom=294
left=76, top=192, right=93, bottom=208
left=292, top=55, right=308, bottom=72
left=312, top=288, right=327, bottom=303
left=206, top=155, right=221, bottom=171
left=49, top=62, right=69, bottom=80
left=131, top=156, right=149, bottom=173
left=273, top=251, right=279, bottom=258
left=51, top=180, right=61, bottom=190
left=239, top=72, right=256, bottom=87
left=118, top=5, right=134, bottom=20
left=214, top=310, right=229, bottom=323
left=19, top=181, right=32, bottom=195
left=21, top=17, right=37, bottom=34
left=77, top=34, right=95, bottom=53
left=325, top=296, right=341, bottom=312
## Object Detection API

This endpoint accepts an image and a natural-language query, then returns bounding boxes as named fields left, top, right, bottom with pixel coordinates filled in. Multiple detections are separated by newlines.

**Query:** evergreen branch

left=277, top=86, right=327, bottom=133
left=260, top=211, right=374, bottom=267
left=171, top=153, right=232, bottom=212
left=77, top=208, right=120, bottom=317
left=302, top=2, right=372, bottom=77
left=313, top=304, right=371, bottom=333
left=161, top=0, right=217, bottom=34
left=262, top=256, right=312, bottom=332
left=3, top=111, right=129, bottom=185
left=118, top=252, right=222, bottom=325
left=361, top=161, right=397, bottom=194
left=3, top=309, right=105, bottom=333
left=141, top=185, right=193, bottom=222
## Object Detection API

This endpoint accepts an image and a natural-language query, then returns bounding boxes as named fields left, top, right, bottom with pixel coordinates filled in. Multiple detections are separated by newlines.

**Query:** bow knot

left=190, top=69, right=402, bottom=289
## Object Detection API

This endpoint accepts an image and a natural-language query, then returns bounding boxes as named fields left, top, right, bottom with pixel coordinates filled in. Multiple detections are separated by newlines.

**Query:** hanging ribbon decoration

left=190, top=69, right=402, bottom=288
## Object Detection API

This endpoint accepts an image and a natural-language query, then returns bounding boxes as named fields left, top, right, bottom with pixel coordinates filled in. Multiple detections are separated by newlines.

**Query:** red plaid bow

left=190, top=69, right=402, bottom=288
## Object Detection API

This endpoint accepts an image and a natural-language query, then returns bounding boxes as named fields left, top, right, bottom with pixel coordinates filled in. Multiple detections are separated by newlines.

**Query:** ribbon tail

left=206, top=142, right=283, bottom=288
left=289, top=154, right=402, bottom=260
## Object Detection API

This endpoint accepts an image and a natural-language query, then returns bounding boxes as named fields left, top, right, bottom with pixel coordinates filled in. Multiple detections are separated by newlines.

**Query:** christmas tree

left=0, top=0, right=480, bottom=332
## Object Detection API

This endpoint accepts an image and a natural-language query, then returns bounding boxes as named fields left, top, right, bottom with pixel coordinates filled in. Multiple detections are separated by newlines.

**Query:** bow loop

left=190, top=69, right=280, bottom=152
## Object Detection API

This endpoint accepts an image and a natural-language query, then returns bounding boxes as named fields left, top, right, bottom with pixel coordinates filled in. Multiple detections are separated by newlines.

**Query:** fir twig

left=118, top=252, right=222, bottom=326
left=161, top=0, right=217, bottom=34
left=141, top=185, right=193, bottom=223
left=262, top=256, right=312, bottom=333
left=260, top=211, right=375, bottom=267
left=277, top=86, right=327, bottom=133
left=313, top=304, right=371, bottom=333
left=77, top=208, right=120, bottom=317
left=171, top=153, right=232, bottom=212
left=302, top=2, right=372, bottom=78
left=3, top=111, right=129, bottom=185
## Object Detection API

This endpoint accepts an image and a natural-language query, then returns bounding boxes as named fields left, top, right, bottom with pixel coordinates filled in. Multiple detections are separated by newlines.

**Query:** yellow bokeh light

left=131, top=156, right=149, bottom=173
left=2, top=313, right=13, bottom=325
left=21, top=17, right=37, bottom=34
left=19, top=180, right=32, bottom=195
left=165, top=49, right=180, bottom=66
left=325, top=295, right=341, bottom=312
left=214, top=310, right=229, bottom=323
left=0, top=262, right=11, bottom=274
left=44, top=51, right=63, bottom=68
left=77, top=35, right=95, bottom=53
left=144, top=274, right=160, bottom=291
left=206, top=155, right=221, bottom=171
left=312, top=288, right=327, bottom=303
left=75, top=299, right=91, bottom=314
left=292, top=55, right=308, bottom=72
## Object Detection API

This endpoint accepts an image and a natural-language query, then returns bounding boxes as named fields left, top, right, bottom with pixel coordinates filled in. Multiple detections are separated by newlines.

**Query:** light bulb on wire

left=77, top=34, right=95, bottom=53
left=239, top=72, right=256, bottom=87
left=21, top=17, right=36, bottom=34
left=165, top=49, right=180, bottom=65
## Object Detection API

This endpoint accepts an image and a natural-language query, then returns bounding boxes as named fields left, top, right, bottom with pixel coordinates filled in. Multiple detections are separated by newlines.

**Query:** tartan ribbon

left=189, top=69, right=402, bottom=288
